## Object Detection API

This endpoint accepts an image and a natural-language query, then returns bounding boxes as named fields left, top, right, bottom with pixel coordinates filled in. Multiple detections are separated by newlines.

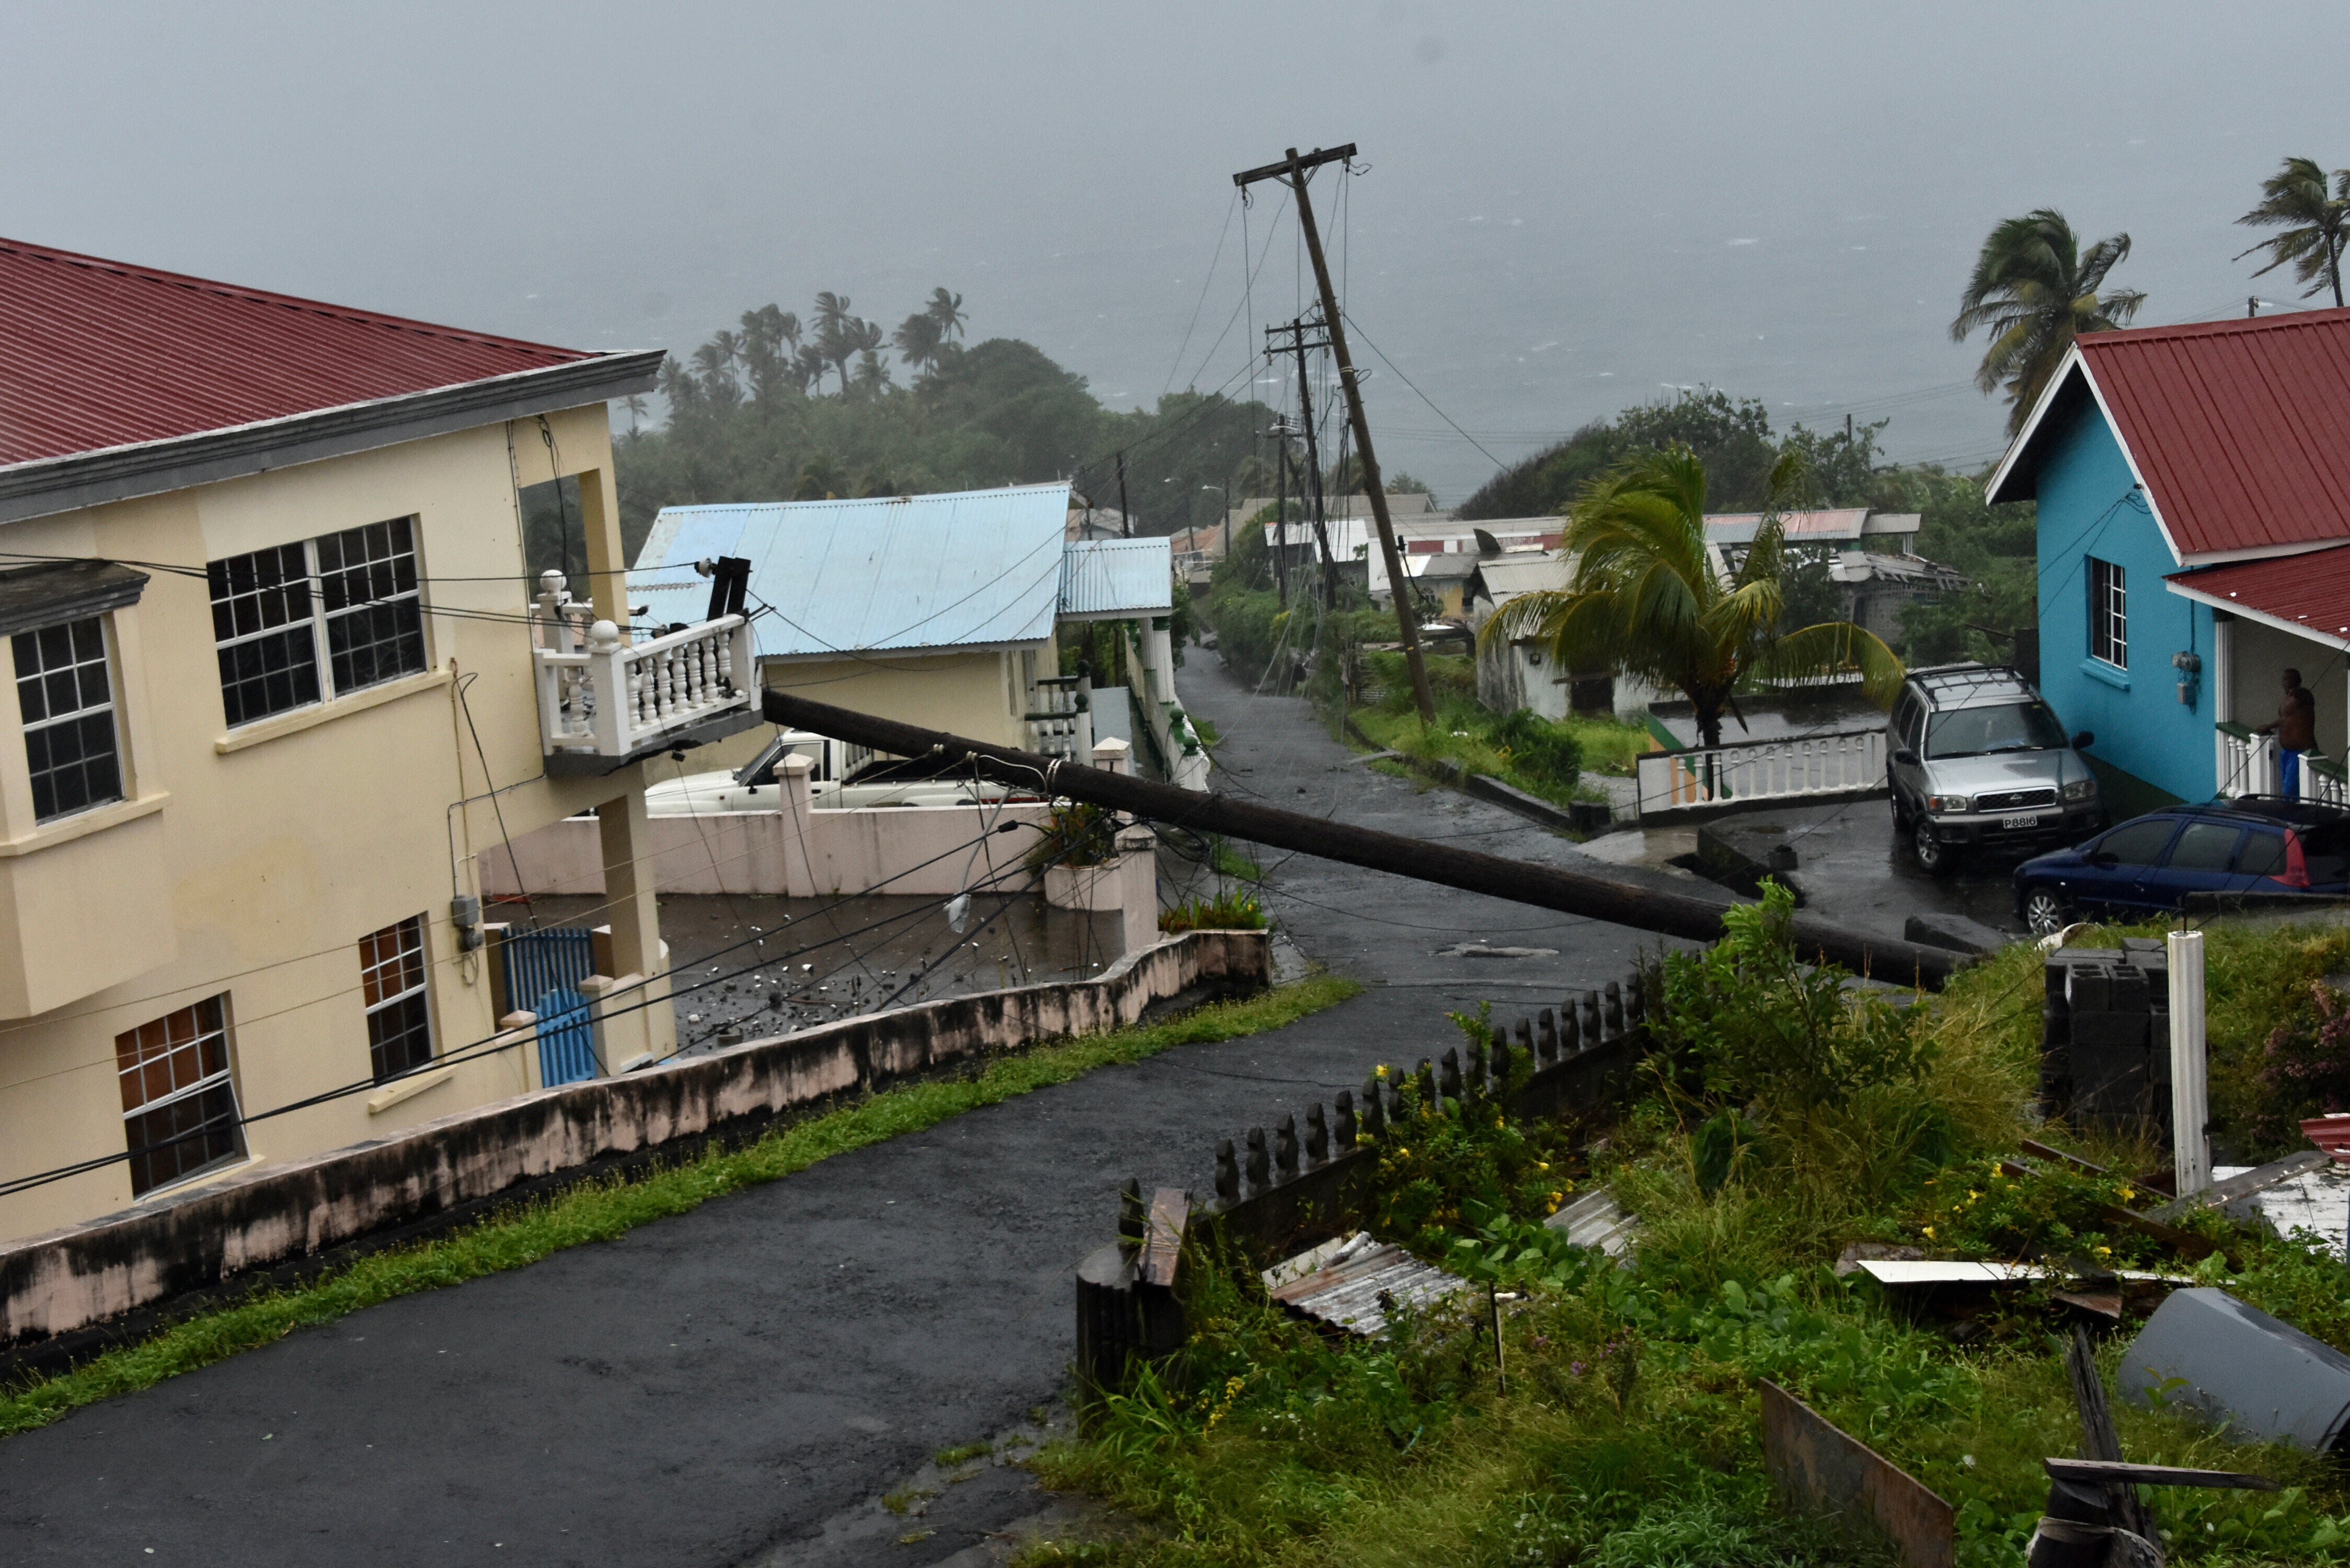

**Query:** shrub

left=1030, top=802, right=1116, bottom=869
left=1159, top=892, right=1266, bottom=934
left=1490, top=706, right=1581, bottom=791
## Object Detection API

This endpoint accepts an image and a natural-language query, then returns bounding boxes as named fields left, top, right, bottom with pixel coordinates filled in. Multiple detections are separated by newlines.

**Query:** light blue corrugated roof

left=1059, top=537, right=1172, bottom=620
left=629, top=483, right=1072, bottom=660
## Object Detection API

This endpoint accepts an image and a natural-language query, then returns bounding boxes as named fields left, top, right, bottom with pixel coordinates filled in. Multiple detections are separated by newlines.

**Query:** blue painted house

left=1988, top=308, right=2350, bottom=814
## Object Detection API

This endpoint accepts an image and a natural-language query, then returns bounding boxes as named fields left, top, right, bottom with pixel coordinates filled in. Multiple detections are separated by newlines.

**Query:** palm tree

left=848, top=318, right=890, bottom=396
left=926, top=287, right=966, bottom=344
left=1951, top=209, right=2145, bottom=435
left=656, top=355, right=701, bottom=420
left=894, top=310, right=943, bottom=373
left=1481, top=446, right=1903, bottom=749
left=2236, top=156, right=2350, bottom=308
left=739, top=305, right=802, bottom=400
left=813, top=293, right=857, bottom=395
left=622, top=394, right=648, bottom=435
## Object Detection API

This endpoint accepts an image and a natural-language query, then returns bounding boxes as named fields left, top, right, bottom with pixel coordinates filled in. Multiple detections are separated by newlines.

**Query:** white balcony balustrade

left=534, top=572, right=756, bottom=765
left=1635, top=728, right=1887, bottom=819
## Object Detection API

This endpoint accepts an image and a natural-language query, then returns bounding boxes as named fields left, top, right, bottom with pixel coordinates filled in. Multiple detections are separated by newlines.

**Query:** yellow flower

left=1395, top=1147, right=1410, bottom=1159
left=1921, top=1226, right=1936, bottom=1238
left=2095, top=1246, right=2112, bottom=1258
left=1375, top=1064, right=1389, bottom=1078
left=1536, top=1162, right=1550, bottom=1172
left=2119, top=1186, right=2135, bottom=1202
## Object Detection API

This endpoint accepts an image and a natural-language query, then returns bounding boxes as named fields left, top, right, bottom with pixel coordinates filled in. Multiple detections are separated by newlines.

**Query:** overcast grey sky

left=7, top=2, right=2348, bottom=499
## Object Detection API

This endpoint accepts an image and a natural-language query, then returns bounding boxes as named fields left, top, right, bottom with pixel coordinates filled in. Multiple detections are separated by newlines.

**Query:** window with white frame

left=208, top=517, right=426, bottom=728
left=116, top=995, right=244, bottom=1196
left=360, top=914, right=434, bottom=1083
left=13, top=616, right=122, bottom=822
left=2089, top=557, right=2127, bottom=668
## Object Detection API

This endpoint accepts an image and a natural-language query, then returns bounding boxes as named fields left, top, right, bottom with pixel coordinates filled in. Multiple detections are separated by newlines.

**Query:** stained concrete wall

left=0, top=929, right=1269, bottom=1351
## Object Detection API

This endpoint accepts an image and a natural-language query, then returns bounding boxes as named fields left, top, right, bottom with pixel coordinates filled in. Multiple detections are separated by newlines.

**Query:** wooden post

left=2168, top=929, right=2210, bottom=1197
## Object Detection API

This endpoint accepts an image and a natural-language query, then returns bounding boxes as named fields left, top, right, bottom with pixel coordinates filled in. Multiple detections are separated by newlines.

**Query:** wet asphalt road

left=0, top=660, right=1719, bottom=1567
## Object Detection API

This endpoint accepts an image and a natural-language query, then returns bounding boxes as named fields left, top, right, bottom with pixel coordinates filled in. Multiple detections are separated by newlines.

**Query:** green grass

left=1345, top=651, right=1649, bottom=809
left=0, top=974, right=1363, bottom=1439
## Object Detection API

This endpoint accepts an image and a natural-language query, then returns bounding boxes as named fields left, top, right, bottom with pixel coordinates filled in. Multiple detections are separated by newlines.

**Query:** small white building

left=1465, top=550, right=1662, bottom=722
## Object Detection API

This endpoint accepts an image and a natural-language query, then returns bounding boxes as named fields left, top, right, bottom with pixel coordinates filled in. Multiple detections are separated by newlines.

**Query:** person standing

left=2258, top=667, right=2320, bottom=797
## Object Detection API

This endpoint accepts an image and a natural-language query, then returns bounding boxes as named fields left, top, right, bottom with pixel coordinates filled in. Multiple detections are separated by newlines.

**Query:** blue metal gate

left=535, top=986, right=599, bottom=1087
left=502, top=929, right=601, bottom=1086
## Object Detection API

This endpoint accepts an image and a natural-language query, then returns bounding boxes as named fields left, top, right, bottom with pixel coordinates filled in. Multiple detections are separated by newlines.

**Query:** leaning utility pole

left=1266, top=317, right=1339, bottom=608
left=1236, top=143, right=1435, bottom=723
left=759, top=687, right=1965, bottom=988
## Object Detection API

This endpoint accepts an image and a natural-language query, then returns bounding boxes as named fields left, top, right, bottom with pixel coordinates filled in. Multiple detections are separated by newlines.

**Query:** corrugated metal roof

left=1704, top=509, right=1879, bottom=546
left=1996, top=308, right=2350, bottom=560
left=2082, top=309, right=2350, bottom=558
left=1059, top=537, right=1172, bottom=619
left=0, top=236, right=601, bottom=466
left=2165, top=544, right=2350, bottom=649
left=629, top=484, right=1073, bottom=659
left=1471, top=553, right=1568, bottom=602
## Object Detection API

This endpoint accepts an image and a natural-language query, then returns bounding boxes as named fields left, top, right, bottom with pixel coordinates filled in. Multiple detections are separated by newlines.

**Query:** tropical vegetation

left=1951, top=209, right=2145, bottom=434
left=2237, top=156, right=2350, bottom=309
left=1481, top=446, right=1905, bottom=748
left=601, top=286, right=1291, bottom=566
left=1030, top=901, right=2350, bottom=1567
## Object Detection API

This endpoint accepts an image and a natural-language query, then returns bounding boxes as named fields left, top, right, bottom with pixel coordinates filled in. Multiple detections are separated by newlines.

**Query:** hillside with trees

left=604, top=288, right=1288, bottom=563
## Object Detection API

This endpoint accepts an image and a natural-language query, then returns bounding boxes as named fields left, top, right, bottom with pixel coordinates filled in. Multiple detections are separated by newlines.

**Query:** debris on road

left=1262, top=1232, right=1475, bottom=1339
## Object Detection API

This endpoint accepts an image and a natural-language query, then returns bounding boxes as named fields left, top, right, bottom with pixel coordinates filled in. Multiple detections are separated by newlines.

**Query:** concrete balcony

left=533, top=573, right=761, bottom=775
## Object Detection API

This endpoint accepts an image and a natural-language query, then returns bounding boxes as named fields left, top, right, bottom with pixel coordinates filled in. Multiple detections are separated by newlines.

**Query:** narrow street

left=0, top=661, right=1703, bottom=1567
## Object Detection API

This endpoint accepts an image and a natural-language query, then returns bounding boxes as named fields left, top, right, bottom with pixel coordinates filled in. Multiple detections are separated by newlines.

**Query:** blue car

left=2012, top=797, right=2350, bottom=936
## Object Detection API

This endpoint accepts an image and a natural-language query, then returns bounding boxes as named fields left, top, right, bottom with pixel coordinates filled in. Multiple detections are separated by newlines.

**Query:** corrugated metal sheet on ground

left=628, top=485, right=1072, bottom=659
left=2078, top=307, right=2350, bottom=558
left=1262, top=1232, right=1474, bottom=1338
left=0, top=235, right=597, bottom=467
left=1545, top=1187, right=1637, bottom=1255
left=1059, top=537, right=1173, bottom=619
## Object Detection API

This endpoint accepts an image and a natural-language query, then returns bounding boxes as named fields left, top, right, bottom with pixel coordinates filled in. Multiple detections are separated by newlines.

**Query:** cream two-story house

left=0, top=238, right=755, bottom=1242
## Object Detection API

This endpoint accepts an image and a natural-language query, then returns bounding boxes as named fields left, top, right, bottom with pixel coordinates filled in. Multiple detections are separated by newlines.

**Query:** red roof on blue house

left=1989, top=306, right=2350, bottom=561
left=0, top=236, right=597, bottom=467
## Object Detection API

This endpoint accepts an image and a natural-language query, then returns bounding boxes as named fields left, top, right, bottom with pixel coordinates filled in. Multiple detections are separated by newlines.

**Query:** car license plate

left=2001, top=812, right=2041, bottom=831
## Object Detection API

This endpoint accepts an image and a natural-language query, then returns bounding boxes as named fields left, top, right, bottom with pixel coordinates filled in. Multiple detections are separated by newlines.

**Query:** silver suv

left=1887, top=664, right=2103, bottom=874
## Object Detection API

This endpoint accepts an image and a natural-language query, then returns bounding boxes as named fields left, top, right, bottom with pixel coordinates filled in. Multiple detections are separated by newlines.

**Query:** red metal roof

left=2165, top=543, right=2350, bottom=646
left=2075, top=307, right=2350, bottom=559
left=0, top=236, right=596, bottom=467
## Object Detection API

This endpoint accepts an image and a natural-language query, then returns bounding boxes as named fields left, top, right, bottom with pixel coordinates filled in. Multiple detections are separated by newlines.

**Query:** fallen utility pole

left=1236, top=143, right=1436, bottom=725
left=760, top=688, right=1964, bottom=988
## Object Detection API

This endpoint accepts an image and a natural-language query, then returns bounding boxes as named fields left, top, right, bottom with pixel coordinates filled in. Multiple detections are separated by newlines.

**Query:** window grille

left=13, top=615, right=122, bottom=822
left=360, top=914, right=434, bottom=1083
left=116, top=995, right=244, bottom=1196
left=209, top=520, right=426, bottom=727
left=2089, top=557, right=2127, bottom=668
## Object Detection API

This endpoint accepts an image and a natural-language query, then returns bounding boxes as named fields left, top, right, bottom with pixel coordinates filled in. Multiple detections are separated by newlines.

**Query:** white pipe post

left=2168, top=929, right=2210, bottom=1197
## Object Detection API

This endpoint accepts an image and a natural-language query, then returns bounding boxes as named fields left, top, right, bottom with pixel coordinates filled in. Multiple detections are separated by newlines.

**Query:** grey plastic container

left=2118, top=1287, right=2350, bottom=1450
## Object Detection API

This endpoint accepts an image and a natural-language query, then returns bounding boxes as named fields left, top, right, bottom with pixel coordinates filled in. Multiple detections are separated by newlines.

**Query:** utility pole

left=1271, top=425, right=1291, bottom=607
left=1115, top=451, right=1133, bottom=539
left=760, top=686, right=1967, bottom=988
left=1237, top=143, right=1435, bottom=723
left=1266, top=316, right=1338, bottom=608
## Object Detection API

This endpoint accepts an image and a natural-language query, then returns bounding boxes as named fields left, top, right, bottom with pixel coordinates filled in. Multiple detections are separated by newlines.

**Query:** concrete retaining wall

left=0, top=930, right=1270, bottom=1352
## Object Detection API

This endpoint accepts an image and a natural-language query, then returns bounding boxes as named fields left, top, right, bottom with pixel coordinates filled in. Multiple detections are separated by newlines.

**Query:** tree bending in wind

left=1951, top=210, right=2144, bottom=435
left=2237, top=156, right=2350, bottom=309
left=1480, top=446, right=1903, bottom=750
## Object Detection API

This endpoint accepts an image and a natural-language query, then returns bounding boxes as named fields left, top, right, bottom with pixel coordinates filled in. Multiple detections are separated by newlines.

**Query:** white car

left=644, top=731, right=1042, bottom=816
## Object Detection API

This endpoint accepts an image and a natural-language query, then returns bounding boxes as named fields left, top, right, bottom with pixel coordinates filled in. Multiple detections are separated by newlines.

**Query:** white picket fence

left=1635, top=728, right=1887, bottom=818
